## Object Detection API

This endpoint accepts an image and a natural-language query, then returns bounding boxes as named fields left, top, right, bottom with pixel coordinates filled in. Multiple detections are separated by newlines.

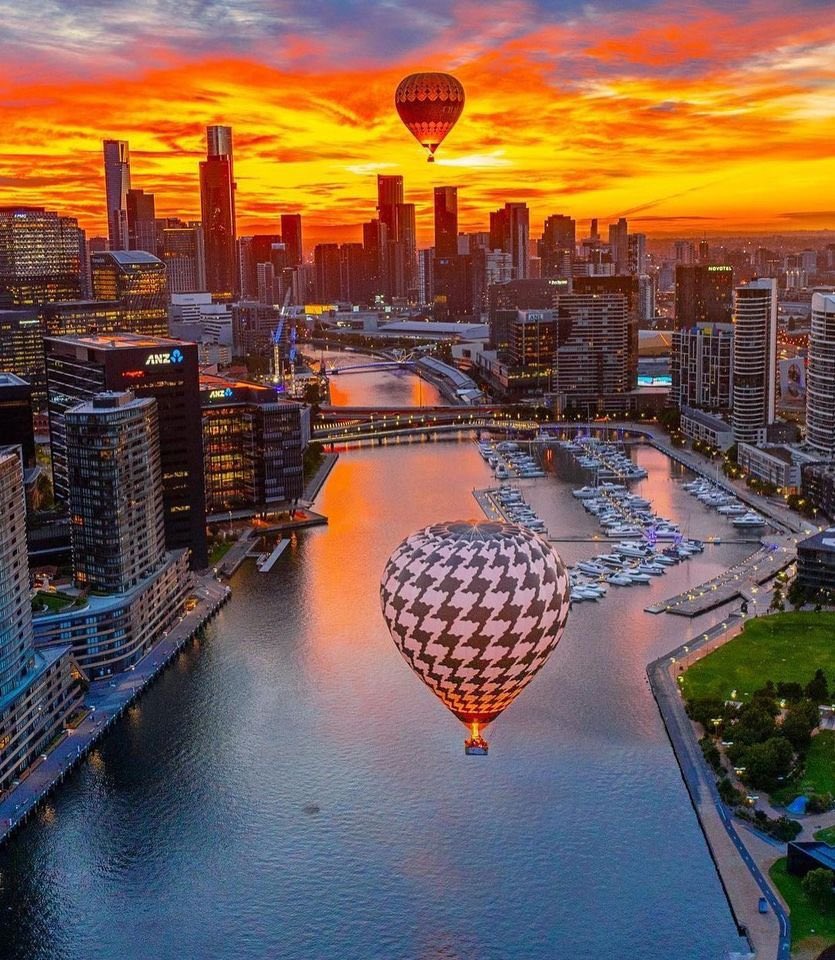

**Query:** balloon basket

left=427, top=156, right=435, bottom=163
left=464, top=736, right=489, bottom=756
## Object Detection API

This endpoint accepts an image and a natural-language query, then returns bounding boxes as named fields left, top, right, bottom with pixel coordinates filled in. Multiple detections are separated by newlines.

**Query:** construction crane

left=271, top=286, right=294, bottom=381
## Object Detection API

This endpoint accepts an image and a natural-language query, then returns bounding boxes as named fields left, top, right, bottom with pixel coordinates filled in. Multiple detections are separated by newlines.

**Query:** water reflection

left=1, top=366, right=750, bottom=959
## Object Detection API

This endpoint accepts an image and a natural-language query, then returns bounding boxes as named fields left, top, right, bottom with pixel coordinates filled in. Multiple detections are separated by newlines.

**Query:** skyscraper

left=45, top=334, right=208, bottom=568
left=538, top=215, right=575, bottom=279
left=0, top=207, right=83, bottom=307
left=608, top=218, right=629, bottom=273
left=313, top=243, right=341, bottom=302
left=0, top=308, right=45, bottom=404
left=90, top=250, right=168, bottom=337
left=376, top=175, right=404, bottom=231
left=200, top=125, right=237, bottom=297
left=670, top=323, right=734, bottom=412
left=375, top=176, right=415, bottom=300
left=35, top=395, right=190, bottom=678
left=805, top=292, right=835, bottom=455
left=0, top=448, right=79, bottom=792
left=490, top=203, right=529, bottom=280
left=280, top=214, right=304, bottom=267
left=628, top=233, right=647, bottom=276
left=554, top=293, right=632, bottom=411
left=731, top=277, right=777, bottom=444
left=66, top=392, right=167, bottom=593
left=126, top=188, right=157, bottom=253
left=675, top=264, right=734, bottom=330
left=162, top=223, right=206, bottom=293
left=434, top=187, right=458, bottom=259
left=103, top=139, right=131, bottom=250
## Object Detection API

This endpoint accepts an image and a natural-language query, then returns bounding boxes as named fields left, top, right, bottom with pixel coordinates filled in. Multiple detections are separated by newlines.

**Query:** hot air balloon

left=394, top=72, right=465, bottom=162
left=380, top=520, right=570, bottom=755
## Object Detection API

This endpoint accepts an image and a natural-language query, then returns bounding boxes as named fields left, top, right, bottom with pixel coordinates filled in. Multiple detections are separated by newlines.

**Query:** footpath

left=648, top=590, right=791, bottom=960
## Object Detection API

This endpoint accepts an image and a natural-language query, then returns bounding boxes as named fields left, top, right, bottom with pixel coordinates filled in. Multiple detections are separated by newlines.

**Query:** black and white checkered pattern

left=380, top=520, right=570, bottom=726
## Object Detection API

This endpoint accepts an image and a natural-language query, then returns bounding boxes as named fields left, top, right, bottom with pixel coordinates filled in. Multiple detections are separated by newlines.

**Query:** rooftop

left=798, top=529, right=835, bottom=555
left=44, top=332, right=187, bottom=350
left=0, top=372, right=29, bottom=388
left=93, top=250, right=164, bottom=266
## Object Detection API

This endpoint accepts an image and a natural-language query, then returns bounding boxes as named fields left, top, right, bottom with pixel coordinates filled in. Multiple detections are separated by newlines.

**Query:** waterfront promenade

left=648, top=591, right=792, bottom=960
left=0, top=575, right=230, bottom=847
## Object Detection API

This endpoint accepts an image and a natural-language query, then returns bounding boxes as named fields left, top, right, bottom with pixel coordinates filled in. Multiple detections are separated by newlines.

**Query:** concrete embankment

left=0, top=576, right=231, bottom=849
left=647, top=613, right=791, bottom=960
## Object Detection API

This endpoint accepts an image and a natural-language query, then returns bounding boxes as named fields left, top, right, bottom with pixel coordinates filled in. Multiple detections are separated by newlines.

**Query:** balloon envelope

left=394, top=73, right=465, bottom=160
left=380, top=520, right=570, bottom=729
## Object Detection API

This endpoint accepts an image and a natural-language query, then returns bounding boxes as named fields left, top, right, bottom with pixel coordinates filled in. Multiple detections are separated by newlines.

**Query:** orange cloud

left=0, top=1, right=832, bottom=246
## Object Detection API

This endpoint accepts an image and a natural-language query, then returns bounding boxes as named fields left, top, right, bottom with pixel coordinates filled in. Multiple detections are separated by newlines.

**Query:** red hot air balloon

left=394, top=73, right=465, bottom=162
left=380, top=520, right=570, bottom=754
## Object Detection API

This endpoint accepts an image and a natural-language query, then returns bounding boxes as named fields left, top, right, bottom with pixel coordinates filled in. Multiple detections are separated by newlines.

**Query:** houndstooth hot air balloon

left=380, top=520, right=570, bottom=754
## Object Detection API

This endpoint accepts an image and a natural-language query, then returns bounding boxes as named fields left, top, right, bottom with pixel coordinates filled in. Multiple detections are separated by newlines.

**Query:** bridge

left=326, top=360, right=417, bottom=375
left=312, top=409, right=650, bottom=444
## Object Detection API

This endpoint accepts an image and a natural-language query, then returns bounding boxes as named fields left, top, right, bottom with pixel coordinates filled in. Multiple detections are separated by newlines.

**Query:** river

left=1, top=361, right=752, bottom=959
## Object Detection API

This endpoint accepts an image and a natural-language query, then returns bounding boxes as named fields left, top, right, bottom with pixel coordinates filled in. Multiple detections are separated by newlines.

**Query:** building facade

left=554, top=293, right=631, bottom=410
left=670, top=322, right=734, bottom=412
left=201, top=376, right=309, bottom=514
left=103, top=139, right=131, bottom=250
left=200, top=125, right=237, bottom=297
left=806, top=292, right=835, bottom=455
left=0, top=449, right=79, bottom=792
left=65, top=393, right=167, bottom=593
left=45, top=334, right=208, bottom=568
left=90, top=251, right=168, bottom=338
left=674, top=264, right=733, bottom=329
left=0, top=207, right=83, bottom=308
left=731, top=278, right=777, bottom=444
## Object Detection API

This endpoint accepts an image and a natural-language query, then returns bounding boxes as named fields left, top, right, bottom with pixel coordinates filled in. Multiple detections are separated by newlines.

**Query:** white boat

left=572, top=486, right=599, bottom=499
left=624, top=569, right=652, bottom=583
left=607, top=573, right=634, bottom=586
left=637, top=562, right=665, bottom=576
left=578, top=561, right=608, bottom=575
left=732, top=513, right=766, bottom=528
left=616, top=542, right=653, bottom=558
left=496, top=441, right=519, bottom=453
left=717, top=503, right=746, bottom=515
left=495, top=464, right=510, bottom=480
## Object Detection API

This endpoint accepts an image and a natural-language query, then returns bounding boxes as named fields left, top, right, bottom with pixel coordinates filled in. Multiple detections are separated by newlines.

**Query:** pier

left=0, top=575, right=231, bottom=849
left=645, top=535, right=796, bottom=617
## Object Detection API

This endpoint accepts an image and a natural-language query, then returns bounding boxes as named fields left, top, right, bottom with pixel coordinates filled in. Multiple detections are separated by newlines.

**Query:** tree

left=802, top=868, right=835, bottom=905
left=787, top=578, right=807, bottom=611
left=781, top=700, right=820, bottom=751
left=734, top=703, right=778, bottom=745
left=777, top=681, right=805, bottom=703
left=806, top=669, right=830, bottom=704
left=743, top=737, right=794, bottom=789
left=769, top=586, right=785, bottom=613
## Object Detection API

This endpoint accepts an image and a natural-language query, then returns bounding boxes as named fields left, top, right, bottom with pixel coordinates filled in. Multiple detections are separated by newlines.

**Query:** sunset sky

left=1, top=0, right=833, bottom=247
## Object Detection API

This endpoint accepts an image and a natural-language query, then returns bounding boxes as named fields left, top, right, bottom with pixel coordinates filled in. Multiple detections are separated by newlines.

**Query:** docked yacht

left=572, top=486, right=599, bottom=499
left=732, top=512, right=766, bottom=528
left=607, top=572, right=634, bottom=586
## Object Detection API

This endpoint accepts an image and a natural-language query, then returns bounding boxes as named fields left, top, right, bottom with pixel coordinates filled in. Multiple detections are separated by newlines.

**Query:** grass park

left=769, top=858, right=835, bottom=949
left=682, top=612, right=835, bottom=704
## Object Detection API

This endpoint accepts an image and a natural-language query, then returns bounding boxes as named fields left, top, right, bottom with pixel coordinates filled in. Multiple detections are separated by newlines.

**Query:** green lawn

left=209, top=541, right=234, bottom=565
left=772, top=731, right=835, bottom=804
left=682, top=612, right=835, bottom=703
left=769, top=857, right=835, bottom=949
left=33, top=590, right=76, bottom=613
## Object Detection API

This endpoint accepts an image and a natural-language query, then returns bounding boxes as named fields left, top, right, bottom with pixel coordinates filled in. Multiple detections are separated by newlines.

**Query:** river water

left=1, top=363, right=753, bottom=959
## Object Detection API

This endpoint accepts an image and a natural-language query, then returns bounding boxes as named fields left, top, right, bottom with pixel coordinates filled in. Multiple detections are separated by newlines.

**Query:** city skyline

left=0, top=1, right=833, bottom=241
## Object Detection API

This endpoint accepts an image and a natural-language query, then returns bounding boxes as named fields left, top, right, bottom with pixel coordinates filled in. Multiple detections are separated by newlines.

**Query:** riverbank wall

left=0, top=576, right=231, bottom=850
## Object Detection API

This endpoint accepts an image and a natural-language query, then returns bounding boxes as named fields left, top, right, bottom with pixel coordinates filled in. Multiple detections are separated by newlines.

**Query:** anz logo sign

left=145, top=348, right=185, bottom=367
left=208, top=387, right=234, bottom=400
